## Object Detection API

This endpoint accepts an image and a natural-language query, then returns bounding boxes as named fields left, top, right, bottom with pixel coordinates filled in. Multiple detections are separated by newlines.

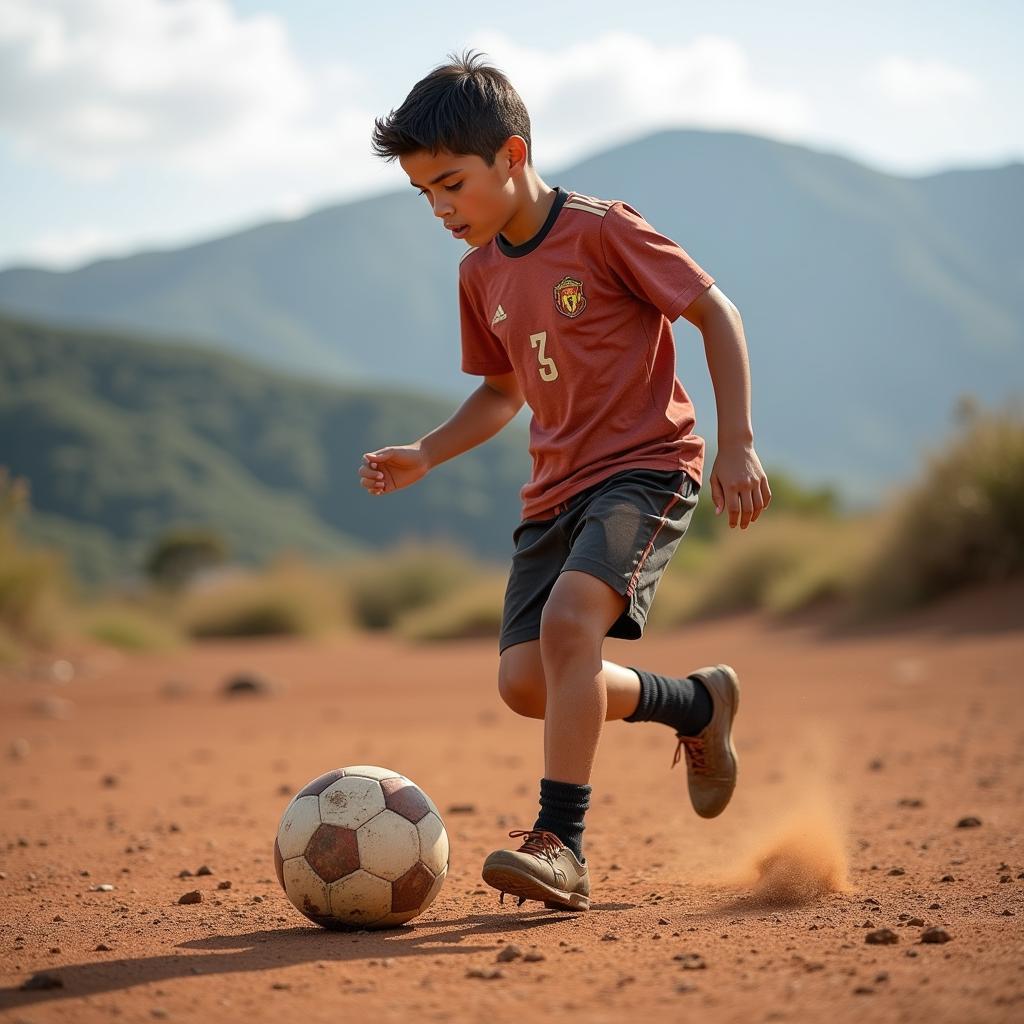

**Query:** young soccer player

left=362, top=51, right=771, bottom=911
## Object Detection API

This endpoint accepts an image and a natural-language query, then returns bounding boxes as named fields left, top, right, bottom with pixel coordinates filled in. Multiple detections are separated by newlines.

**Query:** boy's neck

left=499, top=174, right=557, bottom=247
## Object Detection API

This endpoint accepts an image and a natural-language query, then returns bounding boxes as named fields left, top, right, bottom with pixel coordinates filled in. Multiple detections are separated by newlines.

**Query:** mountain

left=1, top=129, right=1021, bottom=494
left=0, top=314, right=530, bottom=584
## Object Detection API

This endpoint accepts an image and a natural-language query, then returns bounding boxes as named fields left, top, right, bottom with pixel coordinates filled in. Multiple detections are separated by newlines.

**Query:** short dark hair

left=371, top=50, right=532, bottom=166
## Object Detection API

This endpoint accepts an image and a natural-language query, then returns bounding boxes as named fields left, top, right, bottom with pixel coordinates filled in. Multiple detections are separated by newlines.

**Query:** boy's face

left=399, top=140, right=522, bottom=247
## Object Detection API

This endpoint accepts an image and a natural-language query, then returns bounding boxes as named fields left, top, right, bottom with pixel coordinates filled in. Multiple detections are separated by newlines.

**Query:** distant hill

left=1, top=129, right=1021, bottom=494
left=0, top=314, right=530, bottom=584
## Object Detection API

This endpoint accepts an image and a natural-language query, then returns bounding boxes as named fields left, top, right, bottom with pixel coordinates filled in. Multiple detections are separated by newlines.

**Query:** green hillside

left=1, top=129, right=1021, bottom=494
left=0, top=314, right=530, bottom=584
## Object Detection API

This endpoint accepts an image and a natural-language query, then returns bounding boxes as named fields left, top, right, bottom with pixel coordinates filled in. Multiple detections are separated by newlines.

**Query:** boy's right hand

left=359, top=445, right=431, bottom=496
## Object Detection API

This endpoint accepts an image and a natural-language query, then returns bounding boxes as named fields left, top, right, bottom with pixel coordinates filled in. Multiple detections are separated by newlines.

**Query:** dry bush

left=342, top=542, right=485, bottom=630
left=83, top=603, right=183, bottom=652
left=851, top=403, right=1024, bottom=613
left=394, top=573, right=507, bottom=642
left=0, top=472, right=70, bottom=650
left=179, top=558, right=345, bottom=638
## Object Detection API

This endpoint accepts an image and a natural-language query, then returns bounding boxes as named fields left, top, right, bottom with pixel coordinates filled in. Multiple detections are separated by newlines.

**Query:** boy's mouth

left=446, top=223, right=470, bottom=240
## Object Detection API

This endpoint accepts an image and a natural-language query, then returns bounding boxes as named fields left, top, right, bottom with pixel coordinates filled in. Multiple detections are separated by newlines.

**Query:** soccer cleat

left=481, top=829, right=590, bottom=911
left=672, top=664, right=740, bottom=818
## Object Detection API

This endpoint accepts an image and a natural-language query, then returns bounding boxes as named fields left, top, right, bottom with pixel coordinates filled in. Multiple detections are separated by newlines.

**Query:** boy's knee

left=539, top=599, right=602, bottom=653
left=497, top=656, right=545, bottom=719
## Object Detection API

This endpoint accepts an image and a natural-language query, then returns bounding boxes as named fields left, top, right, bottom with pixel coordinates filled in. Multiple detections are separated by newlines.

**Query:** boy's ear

left=502, top=135, right=529, bottom=176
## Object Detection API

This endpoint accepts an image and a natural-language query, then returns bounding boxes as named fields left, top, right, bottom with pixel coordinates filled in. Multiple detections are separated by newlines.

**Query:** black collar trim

left=496, top=187, right=569, bottom=258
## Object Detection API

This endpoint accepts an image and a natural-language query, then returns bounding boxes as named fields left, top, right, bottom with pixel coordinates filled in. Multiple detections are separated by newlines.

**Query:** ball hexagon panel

left=356, top=809, right=420, bottom=881
left=277, top=795, right=322, bottom=859
left=282, top=856, right=330, bottom=920
left=304, top=823, right=360, bottom=883
left=318, top=776, right=385, bottom=829
left=328, top=869, right=392, bottom=925
left=380, top=777, right=431, bottom=823
left=416, top=811, right=449, bottom=876
left=342, top=765, right=401, bottom=782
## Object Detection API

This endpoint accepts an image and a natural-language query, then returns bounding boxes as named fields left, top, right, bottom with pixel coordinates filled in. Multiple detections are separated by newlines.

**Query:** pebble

left=217, top=880, right=232, bottom=890
left=658, top=917, right=670, bottom=926
left=92, top=884, right=115, bottom=892
left=956, top=816, right=982, bottom=828
left=601, top=932, right=619, bottom=942
left=466, top=967, right=503, bottom=980
left=921, top=927, right=952, bottom=944
left=196, top=865, right=213, bottom=876
left=523, top=950, right=545, bottom=962
left=928, top=903, right=941, bottom=910
left=940, top=875, right=955, bottom=883
left=888, top=867, right=905, bottom=876
left=178, top=869, right=193, bottom=878
left=95, top=943, right=112, bottom=951
left=222, top=672, right=275, bottom=697
left=897, top=798, right=924, bottom=808
left=496, top=945, right=522, bottom=963
left=907, top=917, right=925, bottom=927
left=674, top=953, right=706, bottom=970
left=20, top=972, right=63, bottom=990
left=178, top=891, right=203, bottom=905
left=447, top=804, right=476, bottom=814
left=865, top=929, right=899, bottom=945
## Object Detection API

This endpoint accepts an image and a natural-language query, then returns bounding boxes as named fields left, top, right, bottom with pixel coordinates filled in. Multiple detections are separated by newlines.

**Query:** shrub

left=851, top=402, right=1024, bottom=612
left=395, top=574, right=506, bottom=642
left=342, top=542, right=484, bottom=630
left=84, top=603, right=182, bottom=652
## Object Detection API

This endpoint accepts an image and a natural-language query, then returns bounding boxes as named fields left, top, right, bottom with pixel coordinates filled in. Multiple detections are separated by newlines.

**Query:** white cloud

left=867, top=56, right=982, bottom=105
left=20, top=225, right=125, bottom=269
left=0, top=0, right=377, bottom=181
left=468, top=31, right=813, bottom=167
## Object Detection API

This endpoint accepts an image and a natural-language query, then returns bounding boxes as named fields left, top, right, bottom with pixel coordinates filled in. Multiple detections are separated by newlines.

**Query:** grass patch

left=395, top=574, right=506, bottom=642
left=84, top=603, right=183, bottom=652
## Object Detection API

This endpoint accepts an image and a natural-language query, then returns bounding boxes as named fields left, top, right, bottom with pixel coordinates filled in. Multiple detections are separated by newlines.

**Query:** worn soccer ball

left=274, top=765, right=449, bottom=929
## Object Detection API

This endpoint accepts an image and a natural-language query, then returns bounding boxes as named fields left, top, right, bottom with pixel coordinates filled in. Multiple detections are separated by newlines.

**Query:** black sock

left=532, top=777, right=590, bottom=863
left=624, top=668, right=713, bottom=736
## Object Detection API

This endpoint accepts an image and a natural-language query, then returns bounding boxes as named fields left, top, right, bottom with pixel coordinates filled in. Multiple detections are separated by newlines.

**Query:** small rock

left=101, top=775, right=118, bottom=788
left=252, top=895, right=263, bottom=903
left=271, top=982, right=290, bottom=990
left=447, top=804, right=476, bottom=814
left=222, top=672, right=274, bottom=697
left=865, top=929, right=899, bottom=945
left=875, top=972, right=890, bottom=983
left=49, top=947, right=61, bottom=954
left=853, top=986, right=875, bottom=995
left=929, top=902, right=941, bottom=909
left=940, top=875, right=955, bottom=883
left=196, top=865, right=213, bottom=876
left=601, top=932, right=619, bottom=942
left=658, top=917, right=670, bottom=926
left=21, top=972, right=63, bottom=990
left=496, top=945, right=522, bottom=963
left=868, top=758, right=884, bottom=771
left=921, top=926, right=952, bottom=944
left=178, top=869, right=193, bottom=878
left=861, top=920, right=876, bottom=928
left=888, top=867, right=905, bottom=876
left=91, top=884, right=115, bottom=892
left=95, top=943, right=112, bottom=951
left=53, top=914, right=64, bottom=922
left=999, top=875, right=1011, bottom=883
left=466, top=967, right=503, bottom=980
left=178, top=890, right=203, bottom=905
left=905, top=949, right=919, bottom=958
left=956, top=816, right=982, bottom=828
left=897, top=798, right=924, bottom=808
left=863, top=897, right=881, bottom=906
left=523, top=950, right=545, bottom=962
left=907, top=917, right=925, bottom=927
left=217, top=880, right=232, bottom=890
left=673, top=953, right=706, bottom=970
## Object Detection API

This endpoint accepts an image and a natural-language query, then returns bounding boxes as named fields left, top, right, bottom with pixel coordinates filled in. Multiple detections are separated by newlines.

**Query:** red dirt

left=2, top=583, right=1023, bottom=1023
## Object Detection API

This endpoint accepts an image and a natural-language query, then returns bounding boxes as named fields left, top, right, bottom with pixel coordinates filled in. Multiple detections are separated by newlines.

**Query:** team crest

left=553, top=275, right=587, bottom=318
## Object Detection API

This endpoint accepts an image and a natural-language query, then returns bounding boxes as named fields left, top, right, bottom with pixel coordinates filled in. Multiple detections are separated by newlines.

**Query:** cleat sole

left=482, top=864, right=590, bottom=911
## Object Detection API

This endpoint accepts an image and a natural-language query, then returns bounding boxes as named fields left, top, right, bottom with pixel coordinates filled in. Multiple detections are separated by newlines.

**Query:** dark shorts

left=499, top=467, right=700, bottom=652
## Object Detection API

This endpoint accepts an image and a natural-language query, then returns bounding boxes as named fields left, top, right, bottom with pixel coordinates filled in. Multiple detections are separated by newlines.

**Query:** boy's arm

left=681, top=285, right=772, bottom=529
left=360, top=371, right=524, bottom=496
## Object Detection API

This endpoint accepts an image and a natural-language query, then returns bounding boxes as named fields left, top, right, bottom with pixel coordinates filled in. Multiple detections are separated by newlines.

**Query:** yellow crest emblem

left=553, top=276, right=587, bottom=319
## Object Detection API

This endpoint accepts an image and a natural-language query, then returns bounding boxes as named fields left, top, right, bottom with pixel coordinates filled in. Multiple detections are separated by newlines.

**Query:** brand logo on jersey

left=553, top=276, right=586, bottom=318
left=491, top=304, right=507, bottom=326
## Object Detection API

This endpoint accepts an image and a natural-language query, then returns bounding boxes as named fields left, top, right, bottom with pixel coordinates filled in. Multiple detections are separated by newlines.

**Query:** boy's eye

left=417, top=181, right=462, bottom=197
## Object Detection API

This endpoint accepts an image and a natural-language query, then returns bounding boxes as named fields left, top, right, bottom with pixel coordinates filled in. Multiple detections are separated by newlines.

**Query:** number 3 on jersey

left=530, top=331, right=559, bottom=382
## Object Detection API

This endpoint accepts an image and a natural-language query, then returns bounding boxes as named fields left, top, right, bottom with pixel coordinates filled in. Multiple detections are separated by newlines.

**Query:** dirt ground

left=2, top=583, right=1023, bottom=1024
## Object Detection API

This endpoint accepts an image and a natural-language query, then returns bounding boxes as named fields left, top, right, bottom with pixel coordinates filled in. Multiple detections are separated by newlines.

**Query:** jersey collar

left=496, top=186, right=569, bottom=259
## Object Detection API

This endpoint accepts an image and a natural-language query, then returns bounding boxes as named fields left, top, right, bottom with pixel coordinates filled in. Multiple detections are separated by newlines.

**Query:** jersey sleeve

left=600, top=202, right=714, bottom=321
left=459, top=261, right=513, bottom=376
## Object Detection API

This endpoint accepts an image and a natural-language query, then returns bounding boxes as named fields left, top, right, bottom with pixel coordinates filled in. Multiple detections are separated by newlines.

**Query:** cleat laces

left=507, top=828, right=564, bottom=862
left=673, top=735, right=708, bottom=773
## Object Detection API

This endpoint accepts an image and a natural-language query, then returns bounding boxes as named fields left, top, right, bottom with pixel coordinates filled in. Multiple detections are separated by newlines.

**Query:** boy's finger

left=760, top=476, right=773, bottom=508
left=711, top=474, right=726, bottom=514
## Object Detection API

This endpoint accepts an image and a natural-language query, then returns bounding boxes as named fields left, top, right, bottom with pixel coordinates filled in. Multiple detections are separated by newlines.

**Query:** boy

left=362, top=51, right=771, bottom=912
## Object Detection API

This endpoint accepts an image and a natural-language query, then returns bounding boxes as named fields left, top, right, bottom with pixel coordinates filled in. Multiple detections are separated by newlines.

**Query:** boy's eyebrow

left=409, top=167, right=463, bottom=189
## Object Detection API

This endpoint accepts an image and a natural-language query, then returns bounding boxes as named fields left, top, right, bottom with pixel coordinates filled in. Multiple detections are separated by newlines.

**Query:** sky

left=1, top=0, right=1021, bottom=270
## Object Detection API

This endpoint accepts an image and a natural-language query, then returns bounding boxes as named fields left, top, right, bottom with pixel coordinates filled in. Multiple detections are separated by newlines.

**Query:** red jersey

left=458, top=187, right=713, bottom=521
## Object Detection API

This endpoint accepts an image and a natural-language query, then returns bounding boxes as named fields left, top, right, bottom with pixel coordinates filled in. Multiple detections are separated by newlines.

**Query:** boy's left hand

left=710, top=442, right=771, bottom=529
